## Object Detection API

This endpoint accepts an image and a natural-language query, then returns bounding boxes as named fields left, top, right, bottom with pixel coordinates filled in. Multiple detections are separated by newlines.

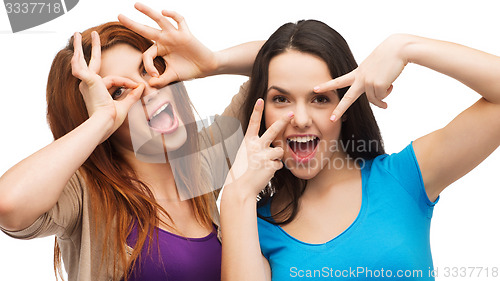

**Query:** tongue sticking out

left=149, top=110, right=175, bottom=132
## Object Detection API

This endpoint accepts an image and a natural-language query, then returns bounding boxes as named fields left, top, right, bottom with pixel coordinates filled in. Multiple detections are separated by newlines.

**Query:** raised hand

left=118, top=2, right=217, bottom=87
left=71, top=31, right=145, bottom=142
left=314, top=34, right=408, bottom=122
left=224, top=99, right=294, bottom=198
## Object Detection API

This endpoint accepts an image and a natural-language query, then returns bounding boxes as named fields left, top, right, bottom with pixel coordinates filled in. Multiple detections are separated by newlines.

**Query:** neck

left=307, top=151, right=361, bottom=196
left=119, top=147, right=183, bottom=202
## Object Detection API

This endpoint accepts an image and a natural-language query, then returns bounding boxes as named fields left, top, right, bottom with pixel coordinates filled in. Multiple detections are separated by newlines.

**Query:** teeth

left=151, top=103, right=169, bottom=119
left=287, top=136, right=317, bottom=143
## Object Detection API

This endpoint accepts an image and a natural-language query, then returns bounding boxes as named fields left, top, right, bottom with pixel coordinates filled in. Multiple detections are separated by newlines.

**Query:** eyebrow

left=267, top=85, right=323, bottom=96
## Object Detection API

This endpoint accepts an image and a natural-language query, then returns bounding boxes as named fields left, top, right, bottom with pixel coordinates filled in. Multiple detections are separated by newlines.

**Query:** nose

left=141, top=82, right=160, bottom=104
left=290, top=103, right=312, bottom=129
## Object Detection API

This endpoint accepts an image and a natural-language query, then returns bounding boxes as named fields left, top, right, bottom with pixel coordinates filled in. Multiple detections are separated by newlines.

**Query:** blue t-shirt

left=257, top=143, right=439, bottom=280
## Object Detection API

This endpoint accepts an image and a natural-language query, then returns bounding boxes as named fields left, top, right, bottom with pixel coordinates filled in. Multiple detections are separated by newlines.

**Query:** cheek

left=322, top=123, right=343, bottom=153
left=172, top=104, right=185, bottom=126
left=264, top=108, right=288, bottom=149
left=322, top=119, right=342, bottom=136
left=263, top=108, right=274, bottom=130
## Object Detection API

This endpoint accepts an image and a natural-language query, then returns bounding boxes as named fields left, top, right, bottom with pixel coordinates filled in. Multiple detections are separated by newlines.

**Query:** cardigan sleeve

left=1, top=170, right=84, bottom=240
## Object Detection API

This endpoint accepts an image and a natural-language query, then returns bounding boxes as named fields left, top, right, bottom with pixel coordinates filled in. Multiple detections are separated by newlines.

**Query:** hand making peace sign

left=314, top=34, right=408, bottom=122
left=224, top=99, right=294, bottom=198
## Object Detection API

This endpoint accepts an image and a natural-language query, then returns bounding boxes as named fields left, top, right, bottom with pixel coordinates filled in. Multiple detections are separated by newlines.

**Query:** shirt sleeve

left=198, top=114, right=244, bottom=199
left=376, top=142, right=439, bottom=216
left=1, top=171, right=84, bottom=240
left=220, top=80, right=250, bottom=124
left=197, top=79, right=248, bottom=195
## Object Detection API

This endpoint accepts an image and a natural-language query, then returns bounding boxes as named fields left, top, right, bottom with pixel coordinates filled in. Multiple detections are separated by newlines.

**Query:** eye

left=272, top=95, right=289, bottom=103
left=111, top=87, right=126, bottom=100
left=312, top=95, right=330, bottom=104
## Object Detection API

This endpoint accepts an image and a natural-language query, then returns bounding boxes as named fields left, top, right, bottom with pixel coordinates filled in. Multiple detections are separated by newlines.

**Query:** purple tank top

left=126, top=224, right=221, bottom=281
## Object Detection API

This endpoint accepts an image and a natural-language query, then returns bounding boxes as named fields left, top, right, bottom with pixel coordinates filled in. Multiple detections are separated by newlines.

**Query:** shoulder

left=364, top=143, right=438, bottom=214
left=368, top=143, right=420, bottom=183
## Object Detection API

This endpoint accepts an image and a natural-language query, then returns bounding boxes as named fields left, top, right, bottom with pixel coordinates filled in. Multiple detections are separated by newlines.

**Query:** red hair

left=47, top=22, right=215, bottom=280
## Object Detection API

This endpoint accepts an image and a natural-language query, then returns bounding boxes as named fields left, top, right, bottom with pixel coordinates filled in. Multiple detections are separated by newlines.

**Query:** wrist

left=221, top=174, right=259, bottom=208
left=87, top=111, right=115, bottom=143
left=209, top=50, right=228, bottom=76
left=390, top=33, right=420, bottom=65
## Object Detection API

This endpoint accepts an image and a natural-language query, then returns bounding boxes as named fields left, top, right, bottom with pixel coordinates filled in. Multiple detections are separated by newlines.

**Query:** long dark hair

left=243, top=20, right=385, bottom=225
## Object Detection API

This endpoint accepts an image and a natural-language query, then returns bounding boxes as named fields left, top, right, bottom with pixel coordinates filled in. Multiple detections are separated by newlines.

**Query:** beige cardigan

left=1, top=81, right=249, bottom=281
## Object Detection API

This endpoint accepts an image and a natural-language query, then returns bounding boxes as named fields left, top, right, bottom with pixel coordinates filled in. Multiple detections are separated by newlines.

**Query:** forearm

left=211, top=41, right=265, bottom=77
left=0, top=113, right=113, bottom=231
left=398, top=34, right=500, bottom=104
left=221, top=181, right=268, bottom=281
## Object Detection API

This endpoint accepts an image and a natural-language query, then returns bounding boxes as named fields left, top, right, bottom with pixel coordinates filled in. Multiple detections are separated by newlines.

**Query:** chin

left=290, top=170, right=318, bottom=180
left=133, top=125, right=188, bottom=163
left=162, top=125, right=188, bottom=152
left=284, top=160, right=322, bottom=180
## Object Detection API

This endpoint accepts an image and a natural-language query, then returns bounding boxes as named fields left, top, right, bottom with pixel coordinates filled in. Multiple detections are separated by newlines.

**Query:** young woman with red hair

left=0, top=4, right=261, bottom=281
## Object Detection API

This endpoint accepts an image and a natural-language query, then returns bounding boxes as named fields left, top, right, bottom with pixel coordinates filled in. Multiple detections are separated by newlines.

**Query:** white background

left=0, top=0, right=499, bottom=280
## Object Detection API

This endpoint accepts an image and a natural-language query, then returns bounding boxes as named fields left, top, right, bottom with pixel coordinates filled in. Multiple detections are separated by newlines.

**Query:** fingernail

left=257, top=99, right=263, bottom=106
left=330, top=115, right=336, bottom=122
left=287, top=111, right=294, bottom=118
left=313, top=86, right=320, bottom=92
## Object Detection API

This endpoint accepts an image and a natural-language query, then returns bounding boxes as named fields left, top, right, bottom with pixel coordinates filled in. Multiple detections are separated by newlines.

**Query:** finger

left=246, top=99, right=264, bottom=137
left=119, top=83, right=145, bottom=110
left=374, top=82, right=392, bottom=101
left=134, top=2, right=175, bottom=31
left=367, top=95, right=388, bottom=109
left=161, top=10, right=188, bottom=30
left=88, top=31, right=101, bottom=73
left=71, top=32, right=89, bottom=81
left=387, top=84, right=394, bottom=95
left=272, top=160, right=284, bottom=171
left=261, top=111, right=294, bottom=146
left=268, top=147, right=284, bottom=161
left=142, top=44, right=160, bottom=77
left=149, top=69, right=180, bottom=88
left=102, top=76, right=139, bottom=90
left=118, top=14, right=160, bottom=41
left=314, top=71, right=355, bottom=93
left=365, top=81, right=376, bottom=106
left=72, top=32, right=83, bottom=60
left=330, top=82, right=363, bottom=122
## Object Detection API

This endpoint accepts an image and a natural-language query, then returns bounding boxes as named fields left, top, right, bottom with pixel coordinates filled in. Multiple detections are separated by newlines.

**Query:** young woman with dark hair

left=220, top=19, right=500, bottom=280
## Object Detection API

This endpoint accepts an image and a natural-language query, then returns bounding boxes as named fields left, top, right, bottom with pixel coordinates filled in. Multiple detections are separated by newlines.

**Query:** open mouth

left=148, top=102, right=179, bottom=134
left=287, top=135, right=320, bottom=162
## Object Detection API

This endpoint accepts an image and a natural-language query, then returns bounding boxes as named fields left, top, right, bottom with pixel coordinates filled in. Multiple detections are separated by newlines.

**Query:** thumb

left=120, top=83, right=145, bottom=111
left=148, top=69, right=180, bottom=88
